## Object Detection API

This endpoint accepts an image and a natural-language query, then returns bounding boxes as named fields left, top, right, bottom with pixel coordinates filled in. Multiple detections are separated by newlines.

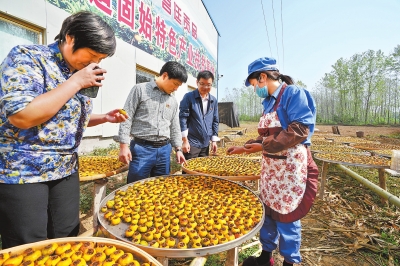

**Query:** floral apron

left=258, top=84, right=319, bottom=222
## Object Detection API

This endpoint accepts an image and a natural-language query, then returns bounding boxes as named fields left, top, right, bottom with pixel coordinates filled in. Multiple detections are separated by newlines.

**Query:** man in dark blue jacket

left=179, top=70, right=219, bottom=161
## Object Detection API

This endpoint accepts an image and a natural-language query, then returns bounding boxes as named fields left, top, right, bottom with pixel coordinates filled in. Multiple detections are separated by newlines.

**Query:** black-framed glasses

left=199, top=83, right=212, bottom=88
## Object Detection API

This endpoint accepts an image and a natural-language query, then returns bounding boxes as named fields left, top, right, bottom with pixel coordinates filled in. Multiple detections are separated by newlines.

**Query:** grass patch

left=168, top=254, right=226, bottom=266
left=79, top=182, right=94, bottom=214
left=381, top=231, right=398, bottom=245
left=387, top=132, right=400, bottom=139
left=87, top=143, right=119, bottom=156
left=238, top=243, right=260, bottom=263
left=170, top=151, right=182, bottom=174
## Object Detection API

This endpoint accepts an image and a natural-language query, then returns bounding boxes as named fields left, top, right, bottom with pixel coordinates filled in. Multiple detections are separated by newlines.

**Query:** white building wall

left=0, top=0, right=47, bottom=28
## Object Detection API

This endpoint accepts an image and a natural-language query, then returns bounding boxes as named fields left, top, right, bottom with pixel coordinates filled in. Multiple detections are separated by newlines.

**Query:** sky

left=201, top=0, right=400, bottom=101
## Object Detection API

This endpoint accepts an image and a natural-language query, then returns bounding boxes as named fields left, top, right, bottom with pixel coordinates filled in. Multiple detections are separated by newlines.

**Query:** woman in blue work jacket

left=227, top=57, right=319, bottom=266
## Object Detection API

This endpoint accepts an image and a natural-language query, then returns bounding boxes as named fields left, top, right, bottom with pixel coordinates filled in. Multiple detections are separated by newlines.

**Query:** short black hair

left=55, top=11, right=116, bottom=57
left=247, top=71, right=263, bottom=81
left=160, top=61, right=188, bottom=83
left=197, top=70, right=214, bottom=82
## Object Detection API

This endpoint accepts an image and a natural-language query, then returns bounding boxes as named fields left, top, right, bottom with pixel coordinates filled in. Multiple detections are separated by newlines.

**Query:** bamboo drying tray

left=97, top=175, right=265, bottom=257
left=182, top=156, right=261, bottom=181
left=182, top=165, right=260, bottom=181
left=79, top=156, right=128, bottom=182
left=0, top=237, right=162, bottom=266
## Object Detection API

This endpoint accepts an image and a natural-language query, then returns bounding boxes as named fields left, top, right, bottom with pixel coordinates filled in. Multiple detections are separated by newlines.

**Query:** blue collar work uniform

left=262, top=82, right=316, bottom=146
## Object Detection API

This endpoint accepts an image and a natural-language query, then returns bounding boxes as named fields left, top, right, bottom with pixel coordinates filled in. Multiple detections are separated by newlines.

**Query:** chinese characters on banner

left=87, top=0, right=216, bottom=76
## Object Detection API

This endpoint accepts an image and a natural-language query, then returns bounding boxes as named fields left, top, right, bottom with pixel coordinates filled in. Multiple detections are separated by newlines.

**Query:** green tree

left=295, top=80, right=308, bottom=88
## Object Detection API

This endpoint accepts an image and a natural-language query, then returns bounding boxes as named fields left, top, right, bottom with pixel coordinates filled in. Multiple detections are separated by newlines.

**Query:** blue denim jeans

left=127, top=140, right=172, bottom=183
left=260, top=215, right=302, bottom=263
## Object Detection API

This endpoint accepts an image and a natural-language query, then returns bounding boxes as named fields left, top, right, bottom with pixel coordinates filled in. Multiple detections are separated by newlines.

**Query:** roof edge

left=201, top=0, right=221, bottom=37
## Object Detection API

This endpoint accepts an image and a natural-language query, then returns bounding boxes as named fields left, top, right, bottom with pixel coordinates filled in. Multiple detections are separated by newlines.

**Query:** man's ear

left=161, top=72, right=169, bottom=80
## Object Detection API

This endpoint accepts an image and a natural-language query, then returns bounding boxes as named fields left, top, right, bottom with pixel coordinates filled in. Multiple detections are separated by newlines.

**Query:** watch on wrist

left=175, top=148, right=182, bottom=152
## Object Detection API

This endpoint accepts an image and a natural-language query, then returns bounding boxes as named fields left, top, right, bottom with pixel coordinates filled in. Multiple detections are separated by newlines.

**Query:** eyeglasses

left=199, top=83, right=212, bottom=88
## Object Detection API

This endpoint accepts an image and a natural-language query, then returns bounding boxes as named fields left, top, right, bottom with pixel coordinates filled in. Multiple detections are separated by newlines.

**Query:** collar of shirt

left=194, top=89, right=209, bottom=100
left=48, top=41, right=73, bottom=78
left=151, top=80, right=171, bottom=96
left=262, top=82, right=285, bottom=114
left=194, top=89, right=209, bottom=115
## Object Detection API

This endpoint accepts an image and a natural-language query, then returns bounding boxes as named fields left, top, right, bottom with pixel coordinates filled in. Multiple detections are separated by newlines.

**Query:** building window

left=0, top=12, right=43, bottom=63
left=136, top=65, right=158, bottom=84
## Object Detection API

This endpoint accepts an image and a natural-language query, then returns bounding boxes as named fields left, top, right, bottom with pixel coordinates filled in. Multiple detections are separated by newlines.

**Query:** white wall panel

left=44, top=2, right=70, bottom=44
left=99, top=39, right=137, bottom=137
left=0, top=0, right=46, bottom=28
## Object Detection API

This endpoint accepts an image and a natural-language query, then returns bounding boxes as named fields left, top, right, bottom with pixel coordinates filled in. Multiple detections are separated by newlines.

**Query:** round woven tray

left=211, top=153, right=262, bottom=160
left=79, top=156, right=129, bottom=182
left=79, top=165, right=128, bottom=182
left=314, top=153, right=390, bottom=169
left=350, top=145, right=381, bottom=151
left=181, top=165, right=260, bottom=181
left=97, top=174, right=265, bottom=257
left=0, top=237, right=162, bottom=266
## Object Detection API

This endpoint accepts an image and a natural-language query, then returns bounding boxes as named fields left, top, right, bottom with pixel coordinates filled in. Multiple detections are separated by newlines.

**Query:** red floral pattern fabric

left=258, top=111, right=307, bottom=214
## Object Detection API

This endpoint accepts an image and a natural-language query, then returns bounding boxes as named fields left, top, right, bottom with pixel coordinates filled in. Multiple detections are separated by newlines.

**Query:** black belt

left=263, top=145, right=308, bottom=159
left=134, top=137, right=170, bottom=148
left=264, top=153, right=287, bottom=159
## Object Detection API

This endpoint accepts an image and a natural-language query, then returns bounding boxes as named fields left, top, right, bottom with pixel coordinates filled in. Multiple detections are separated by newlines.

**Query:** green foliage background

left=222, top=45, right=400, bottom=126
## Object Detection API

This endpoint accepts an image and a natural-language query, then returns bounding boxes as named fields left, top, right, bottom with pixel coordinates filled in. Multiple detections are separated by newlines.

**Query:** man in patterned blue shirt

left=0, top=12, right=127, bottom=249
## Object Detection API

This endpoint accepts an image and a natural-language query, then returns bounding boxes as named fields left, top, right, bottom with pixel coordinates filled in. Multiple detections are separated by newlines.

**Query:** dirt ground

left=222, top=123, right=400, bottom=139
left=315, top=125, right=400, bottom=138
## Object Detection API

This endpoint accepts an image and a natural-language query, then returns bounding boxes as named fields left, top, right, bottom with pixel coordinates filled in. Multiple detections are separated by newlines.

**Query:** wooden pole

left=225, top=247, right=239, bottom=266
left=378, top=168, right=387, bottom=205
left=190, top=257, right=207, bottom=266
left=156, top=257, right=169, bottom=266
left=93, top=178, right=108, bottom=232
left=319, top=162, right=330, bottom=199
left=337, top=165, right=400, bottom=207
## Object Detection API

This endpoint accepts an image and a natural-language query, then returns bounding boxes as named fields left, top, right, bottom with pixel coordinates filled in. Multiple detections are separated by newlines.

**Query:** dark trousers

left=0, top=172, right=80, bottom=249
left=182, top=146, right=210, bottom=174
left=184, top=145, right=210, bottom=160
left=127, top=140, right=172, bottom=183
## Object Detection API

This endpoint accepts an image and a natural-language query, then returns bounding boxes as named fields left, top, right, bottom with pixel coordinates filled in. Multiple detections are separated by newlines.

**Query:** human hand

left=211, top=142, right=218, bottom=154
left=119, top=146, right=132, bottom=164
left=69, top=63, right=106, bottom=92
left=226, top=146, right=244, bottom=155
left=176, top=151, right=186, bottom=164
left=243, top=143, right=263, bottom=154
left=104, top=109, right=128, bottom=123
left=182, top=141, right=190, bottom=153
